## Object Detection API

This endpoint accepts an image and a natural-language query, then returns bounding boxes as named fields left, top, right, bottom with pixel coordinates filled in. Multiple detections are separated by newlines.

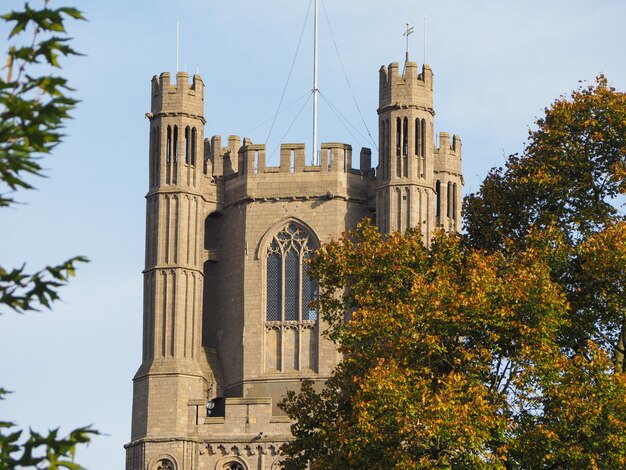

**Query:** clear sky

left=1, top=1, right=625, bottom=468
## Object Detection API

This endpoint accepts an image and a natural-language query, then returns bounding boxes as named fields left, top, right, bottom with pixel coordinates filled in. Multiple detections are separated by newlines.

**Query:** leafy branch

left=0, top=0, right=85, bottom=207
left=0, top=256, right=88, bottom=314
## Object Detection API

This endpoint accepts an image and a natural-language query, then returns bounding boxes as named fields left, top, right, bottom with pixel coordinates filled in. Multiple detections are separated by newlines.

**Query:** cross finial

left=403, top=22, right=415, bottom=65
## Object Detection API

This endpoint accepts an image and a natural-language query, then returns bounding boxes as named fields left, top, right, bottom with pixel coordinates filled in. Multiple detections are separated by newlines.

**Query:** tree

left=0, top=1, right=96, bottom=468
left=464, top=76, right=626, bottom=251
left=464, top=76, right=626, bottom=366
left=280, top=223, right=572, bottom=468
left=280, top=76, right=626, bottom=468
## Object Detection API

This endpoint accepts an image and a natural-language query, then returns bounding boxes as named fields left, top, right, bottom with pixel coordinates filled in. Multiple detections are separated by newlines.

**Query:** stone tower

left=126, top=59, right=462, bottom=470
left=376, top=61, right=462, bottom=239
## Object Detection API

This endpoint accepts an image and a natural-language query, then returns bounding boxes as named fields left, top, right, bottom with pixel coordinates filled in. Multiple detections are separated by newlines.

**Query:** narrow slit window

left=403, top=117, right=408, bottom=157
left=435, top=180, right=441, bottom=218
left=166, top=126, right=172, bottom=163
left=173, top=125, right=179, bottom=162
left=415, top=118, right=420, bottom=156
left=453, top=182, right=458, bottom=221
left=421, top=119, right=426, bottom=157
left=396, top=117, right=401, bottom=156
left=184, top=127, right=190, bottom=164
left=191, top=127, right=197, bottom=166
left=379, top=121, right=385, bottom=179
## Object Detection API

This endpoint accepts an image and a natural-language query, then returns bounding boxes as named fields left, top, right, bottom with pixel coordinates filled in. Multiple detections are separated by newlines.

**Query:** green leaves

left=0, top=419, right=98, bottom=469
left=0, top=256, right=88, bottom=314
left=0, top=1, right=84, bottom=207
left=2, top=4, right=85, bottom=38
left=0, top=389, right=98, bottom=469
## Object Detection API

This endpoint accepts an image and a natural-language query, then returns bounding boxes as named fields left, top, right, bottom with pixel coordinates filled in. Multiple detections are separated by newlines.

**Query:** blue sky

left=1, top=1, right=625, bottom=468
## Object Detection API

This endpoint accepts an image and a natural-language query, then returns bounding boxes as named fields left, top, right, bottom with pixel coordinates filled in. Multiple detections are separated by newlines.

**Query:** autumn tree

left=464, top=76, right=626, bottom=365
left=464, top=75, right=626, bottom=251
left=0, top=1, right=96, bottom=467
left=280, top=223, right=626, bottom=469
left=280, top=77, right=626, bottom=468
left=281, top=224, right=557, bottom=468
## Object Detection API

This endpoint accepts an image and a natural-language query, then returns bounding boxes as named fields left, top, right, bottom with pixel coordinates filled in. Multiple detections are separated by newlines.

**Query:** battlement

left=207, top=137, right=372, bottom=179
left=437, top=132, right=461, bottom=154
left=240, top=142, right=371, bottom=176
left=434, top=132, right=462, bottom=175
left=151, top=72, right=205, bottom=118
left=379, top=61, right=433, bottom=111
left=152, top=71, right=204, bottom=96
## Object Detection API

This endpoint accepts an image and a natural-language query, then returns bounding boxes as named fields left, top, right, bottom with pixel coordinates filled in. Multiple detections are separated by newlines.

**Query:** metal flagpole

left=312, top=0, right=319, bottom=165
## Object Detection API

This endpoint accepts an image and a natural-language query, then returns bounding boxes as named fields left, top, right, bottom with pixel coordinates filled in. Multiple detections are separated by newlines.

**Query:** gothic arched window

left=265, top=222, right=319, bottom=373
left=266, top=223, right=317, bottom=322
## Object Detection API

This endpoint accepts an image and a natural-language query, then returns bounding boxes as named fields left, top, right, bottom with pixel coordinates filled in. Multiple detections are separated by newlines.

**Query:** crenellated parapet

left=150, top=72, right=205, bottom=122
left=201, top=138, right=373, bottom=207
left=378, top=61, right=434, bottom=114
left=434, top=132, right=462, bottom=176
left=207, top=139, right=372, bottom=178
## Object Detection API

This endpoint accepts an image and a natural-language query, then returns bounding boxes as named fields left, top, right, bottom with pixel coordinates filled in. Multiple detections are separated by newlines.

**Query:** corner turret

left=375, top=61, right=437, bottom=238
left=132, top=71, right=212, bottom=446
left=433, top=132, right=462, bottom=232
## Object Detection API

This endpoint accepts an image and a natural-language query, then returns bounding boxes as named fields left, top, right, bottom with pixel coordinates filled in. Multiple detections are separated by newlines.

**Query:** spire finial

left=403, top=22, right=414, bottom=65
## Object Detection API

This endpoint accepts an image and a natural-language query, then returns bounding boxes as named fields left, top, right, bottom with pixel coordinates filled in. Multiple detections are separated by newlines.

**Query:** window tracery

left=266, top=223, right=317, bottom=323
left=265, top=222, right=319, bottom=373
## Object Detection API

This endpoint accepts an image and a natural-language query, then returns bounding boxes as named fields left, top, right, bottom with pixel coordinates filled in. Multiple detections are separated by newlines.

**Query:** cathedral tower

left=127, top=57, right=462, bottom=470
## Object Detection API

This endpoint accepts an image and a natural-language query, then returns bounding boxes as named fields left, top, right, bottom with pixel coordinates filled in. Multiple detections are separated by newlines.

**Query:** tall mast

left=312, top=0, right=319, bottom=165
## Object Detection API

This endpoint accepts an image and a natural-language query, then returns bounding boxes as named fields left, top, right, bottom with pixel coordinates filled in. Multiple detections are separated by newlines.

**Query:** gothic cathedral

left=125, top=59, right=462, bottom=470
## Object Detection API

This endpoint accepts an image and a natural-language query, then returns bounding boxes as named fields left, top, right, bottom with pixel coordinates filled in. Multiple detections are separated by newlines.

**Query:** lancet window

left=421, top=119, right=426, bottom=157
left=396, top=117, right=401, bottom=157
left=191, top=127, right=197, bottom=166
left=166, top=126, right=172, bottom=163
left=452, top=182, right=458, bottom=221
left=435, top=180, right=441, bottom=218
left=172, top=125, right=178, bottom=162
left=184, top=126, right=190, bottom=164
